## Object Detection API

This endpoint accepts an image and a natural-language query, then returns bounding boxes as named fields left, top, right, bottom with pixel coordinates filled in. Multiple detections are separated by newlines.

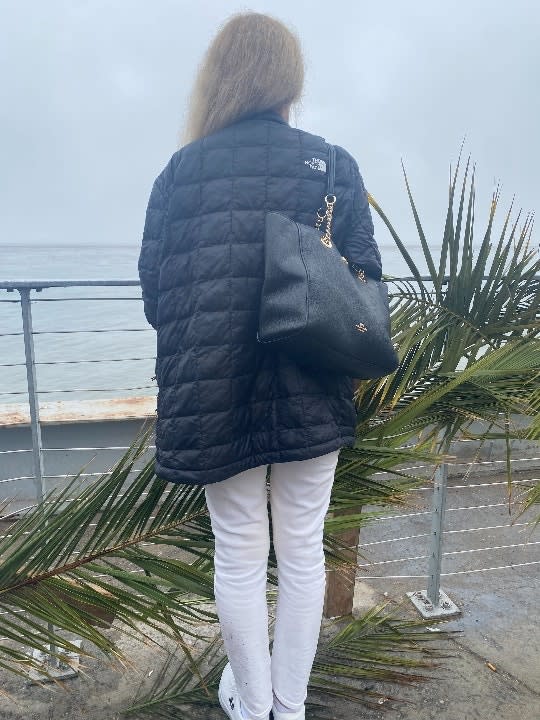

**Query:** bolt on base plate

left=407, top=589, right=461, bottom=619
left=24, top=640, right=82, bottom=684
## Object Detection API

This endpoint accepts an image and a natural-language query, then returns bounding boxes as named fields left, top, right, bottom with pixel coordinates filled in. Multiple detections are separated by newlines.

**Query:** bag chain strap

left=315, top=193, right=336, bottom=249
left=314, top=193, right=367, bottom=283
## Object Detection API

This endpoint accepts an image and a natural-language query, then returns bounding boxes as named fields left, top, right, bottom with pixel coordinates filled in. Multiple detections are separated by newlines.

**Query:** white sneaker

left=218, top=661, right=303, bottom=720
left=271, top=703, right=305, bottom=720
left=218, top=662, right=247, bottom=720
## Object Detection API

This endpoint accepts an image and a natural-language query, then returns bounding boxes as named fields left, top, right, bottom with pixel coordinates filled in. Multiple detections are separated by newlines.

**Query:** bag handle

left=327, top=144, right=336, bottom=196
left=315, top=145, right=337, bottom=249
left=316, top=145, right=367, bottom=283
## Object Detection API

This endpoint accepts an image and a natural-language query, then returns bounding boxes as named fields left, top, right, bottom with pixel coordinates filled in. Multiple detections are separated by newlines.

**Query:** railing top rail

left=0, top=280, right=141, bottom=290
left=1, top=274, right=538, bottom=292
left=0, top=276, right=497, bottom=291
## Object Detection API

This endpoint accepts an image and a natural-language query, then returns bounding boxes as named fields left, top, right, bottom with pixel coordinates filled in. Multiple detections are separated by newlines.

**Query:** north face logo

left=304, top=157, right=326, bottom=172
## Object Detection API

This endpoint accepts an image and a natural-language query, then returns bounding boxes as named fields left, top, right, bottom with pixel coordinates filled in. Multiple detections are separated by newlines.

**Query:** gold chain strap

left=314, top=192, right=367, bottom=282
left=316, top=193, right=336, bottom=248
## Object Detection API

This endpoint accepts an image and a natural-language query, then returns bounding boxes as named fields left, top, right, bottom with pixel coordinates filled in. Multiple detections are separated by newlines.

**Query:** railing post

left=19, top=288, right=46, bottom=505
left=407, top=458, right=460, bottom=618
left=18, top=286, right=80, bottom=681
left=426, top=462, right=447, bottom=605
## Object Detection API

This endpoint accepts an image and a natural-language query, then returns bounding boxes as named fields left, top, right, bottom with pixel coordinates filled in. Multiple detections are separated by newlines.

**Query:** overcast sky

left=1, top=0, right=538, bottom=253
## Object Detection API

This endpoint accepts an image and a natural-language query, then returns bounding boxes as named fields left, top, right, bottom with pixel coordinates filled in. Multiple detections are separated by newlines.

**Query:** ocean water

left=0, top=243, right=419, bottom=406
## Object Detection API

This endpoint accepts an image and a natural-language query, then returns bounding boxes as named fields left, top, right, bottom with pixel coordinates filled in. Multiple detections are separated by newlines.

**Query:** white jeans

left=204, top=450, right=340, bottom=720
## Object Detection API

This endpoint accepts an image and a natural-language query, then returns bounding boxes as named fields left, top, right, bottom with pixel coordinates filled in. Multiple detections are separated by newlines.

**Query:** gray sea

left=0, top=243, right=421, bottom=406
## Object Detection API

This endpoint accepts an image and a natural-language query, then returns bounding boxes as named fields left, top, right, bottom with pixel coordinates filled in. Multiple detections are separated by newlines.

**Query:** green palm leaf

left=122, top=603, right=456, bottom=718
left=0, top=425, right=220, bottom=682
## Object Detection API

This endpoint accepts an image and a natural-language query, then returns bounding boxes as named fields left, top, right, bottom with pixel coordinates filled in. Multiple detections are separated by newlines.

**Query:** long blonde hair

left=184, top=12, right=304, bottom=143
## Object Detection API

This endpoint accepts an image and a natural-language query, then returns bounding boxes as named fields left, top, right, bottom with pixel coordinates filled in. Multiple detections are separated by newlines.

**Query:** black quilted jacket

left=138, top=110, right=382, bottom=485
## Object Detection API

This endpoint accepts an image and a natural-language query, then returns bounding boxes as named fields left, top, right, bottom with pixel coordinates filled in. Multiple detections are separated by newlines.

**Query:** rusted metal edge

left=0, top=396, right=156, bottom=427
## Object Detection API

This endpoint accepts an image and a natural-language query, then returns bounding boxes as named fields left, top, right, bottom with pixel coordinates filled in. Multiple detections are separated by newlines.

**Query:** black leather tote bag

left=257, top=145, right=399, bottom=379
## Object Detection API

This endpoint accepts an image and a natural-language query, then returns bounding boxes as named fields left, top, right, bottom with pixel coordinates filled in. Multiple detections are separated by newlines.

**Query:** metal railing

left=1, top=279, right=538, bottom=626
left=361, top=449, right=539, bottom=617
left=0, top=275, right=435, bottom=507
left=0, top=280, right=156, bottom=519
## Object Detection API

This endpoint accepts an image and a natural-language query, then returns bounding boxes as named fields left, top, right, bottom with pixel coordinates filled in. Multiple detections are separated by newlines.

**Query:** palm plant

left=0, top=150, right=538, bottom=716
left=325, top=153, right=539, bottom=569
left=359, top=155, right=539, bottom=449
left=0, top=426, right=447, bottom=711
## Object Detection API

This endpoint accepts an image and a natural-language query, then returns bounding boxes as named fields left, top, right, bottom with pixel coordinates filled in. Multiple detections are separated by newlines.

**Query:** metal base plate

left=407, top=589, right=461, bottom=619
left=24, top=640, right=82, bottom=684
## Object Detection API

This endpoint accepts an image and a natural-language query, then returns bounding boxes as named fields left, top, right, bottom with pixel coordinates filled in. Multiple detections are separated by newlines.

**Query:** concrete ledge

left=0, top=396, right=156, bottom=427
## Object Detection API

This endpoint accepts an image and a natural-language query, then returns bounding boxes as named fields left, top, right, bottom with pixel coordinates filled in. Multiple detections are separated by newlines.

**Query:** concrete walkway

left=0, top=470, right=538, bottom=719
left=350, top=468, right=540, bottom=719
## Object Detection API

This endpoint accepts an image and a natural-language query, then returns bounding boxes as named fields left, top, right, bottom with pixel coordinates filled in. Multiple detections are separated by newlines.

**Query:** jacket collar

left=239, top=109, right=289, bottom=126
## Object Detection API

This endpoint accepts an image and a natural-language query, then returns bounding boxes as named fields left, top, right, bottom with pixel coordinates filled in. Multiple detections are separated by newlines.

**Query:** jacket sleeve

left=137, top=173, right=170, bottom=330
left=344, top=160, right=383, bottom=281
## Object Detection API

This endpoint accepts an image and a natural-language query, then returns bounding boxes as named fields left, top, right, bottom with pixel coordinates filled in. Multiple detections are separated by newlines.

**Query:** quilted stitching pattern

left=138, top=111, right=382, bottom=485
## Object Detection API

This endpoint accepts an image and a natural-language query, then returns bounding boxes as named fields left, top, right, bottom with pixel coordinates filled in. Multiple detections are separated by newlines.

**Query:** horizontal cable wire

left=373, top=457, right=540, bottom=476
left=451, top=457, right=539, bottom=466
left=0, top=452, right=528, bottom=471
left=0, top=468, right=145, bottom=484
left=365, top=560, right=540, bottom=576
left=0, top=476, right=36, bottom=484
left=37, top=357, right=154, bottom=364
left=33, top=328, right=150, bottom=335
left=43, top=445, right=156, bottom=452
left=411, top=478, right=535, bottom=492
left=35, top=385, right=155, bottom=394
left=0, top=519, right=146, bottom=540
left=0, top=385, right=155, bottom=396
left=0, top=449, right=155, bottom=469
left=0, top=496, right=177, bottom=537
left=42, top=470, right=147, bottom=479
left=42, top=445, right=156, bottom=452
left=0, top=355, right=156, bottom=367
left=0, top=448, right=528, bottom=470
left=30, top=297, right=142, bottom=302
left=377, top=502, right=519, bottom=521
left=0, top=504, right=40, bottom=520
left=0, top=448, right=32, bottom=455
left=1, top=328, right=150, bottom=337
left=359, top=522, right=531, bottom=547
left=0, top=485, right=175, bottom=524
left=358, top=541, right=540, bottom=567
left=0, top=357, right=155, bottom=368
left=0, top=280, right=141, bottom=290
left=0, top=445, right=155, bottom=456
left=358, top=561, right=540, bottom=579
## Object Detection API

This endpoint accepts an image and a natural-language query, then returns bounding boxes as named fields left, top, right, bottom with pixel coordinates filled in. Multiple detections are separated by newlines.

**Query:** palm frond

left=513, top=477, right=540, bottom=530
left=0, top=424, right=219, bottom=681
left=122, top=603, right=457, bottom=718
left=121, top=632, right=225, bottom=718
